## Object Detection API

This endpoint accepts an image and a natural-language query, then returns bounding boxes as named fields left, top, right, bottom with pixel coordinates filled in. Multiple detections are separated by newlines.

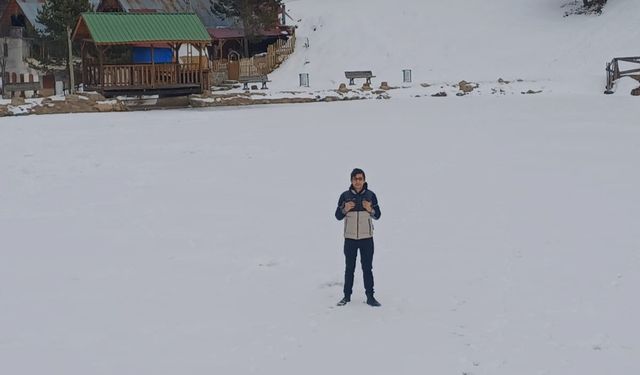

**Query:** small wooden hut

left=73, top=12, right=211, bottom=97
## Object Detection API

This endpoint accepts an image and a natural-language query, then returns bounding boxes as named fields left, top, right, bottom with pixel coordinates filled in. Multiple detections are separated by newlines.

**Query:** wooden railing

left=211, top=34, right=297, bottom=80
left=84, top=63, right=206, bottom=89
left=605, top=57, right=640, bottom=93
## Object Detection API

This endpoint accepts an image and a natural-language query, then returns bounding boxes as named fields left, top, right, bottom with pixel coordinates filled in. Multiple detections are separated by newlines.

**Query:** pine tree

left=36, top=0, right=91, bottom=94
left=211, top=0, right=282, bottom=56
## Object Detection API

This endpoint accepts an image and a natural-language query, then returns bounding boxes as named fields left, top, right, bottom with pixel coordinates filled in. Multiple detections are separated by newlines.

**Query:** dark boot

left=337, top=295, right=351, bottom=306
left=366, top=295, right=381, bottom=307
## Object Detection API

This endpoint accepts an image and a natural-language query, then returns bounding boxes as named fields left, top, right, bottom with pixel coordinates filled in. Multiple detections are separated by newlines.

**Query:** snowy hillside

left=272, top=0, right=640, bottom=93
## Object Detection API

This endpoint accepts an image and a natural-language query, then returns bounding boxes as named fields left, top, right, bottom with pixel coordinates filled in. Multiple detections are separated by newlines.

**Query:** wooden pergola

left=208, top=28, right=247, bottom=60
left=73, top=13, right=212, bottom=97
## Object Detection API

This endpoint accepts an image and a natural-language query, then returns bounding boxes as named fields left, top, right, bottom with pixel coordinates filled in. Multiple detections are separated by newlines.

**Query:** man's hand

left=363, top=200, right=373, bottom=213
left=343, top=201, right=356, bottom=213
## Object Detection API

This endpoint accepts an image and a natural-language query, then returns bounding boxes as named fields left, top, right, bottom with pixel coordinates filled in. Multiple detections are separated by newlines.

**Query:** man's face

left=351, top=173, right=365, bottom=191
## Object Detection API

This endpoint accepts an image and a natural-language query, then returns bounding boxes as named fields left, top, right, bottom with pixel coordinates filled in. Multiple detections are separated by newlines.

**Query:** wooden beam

left=616, top=57, right=640, bottom=63
left=198, top=43, right=203, bottom=92
left=242, top=38, right=248, bottom=57
left=97, top=44, right=104, bottom=93
left=619, top=68, right=640, bottom=75
left=151, top=44, right=155, bottom=88
left=173, top=43, right=181, bottom=84
left=219, top=40, right=227, bottom=60
left=80, top=41, right=86, bottom=87
left=91, top=40, right=211, bottom=47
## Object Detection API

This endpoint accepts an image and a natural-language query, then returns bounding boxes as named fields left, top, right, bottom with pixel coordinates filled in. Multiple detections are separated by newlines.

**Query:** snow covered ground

left=2, top=0, right=640, bottom=374
left=2, top=97, right=639, bottom=374
left=273, top=0, right=640, bottom=93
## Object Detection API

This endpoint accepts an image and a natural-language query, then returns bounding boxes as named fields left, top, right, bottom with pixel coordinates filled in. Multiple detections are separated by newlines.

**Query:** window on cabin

left=11, top=14, right=26, bottom=28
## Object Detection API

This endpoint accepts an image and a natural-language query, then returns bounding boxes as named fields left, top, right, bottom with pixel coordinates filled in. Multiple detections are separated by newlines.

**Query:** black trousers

left=343, top=238, right=375, bottom=297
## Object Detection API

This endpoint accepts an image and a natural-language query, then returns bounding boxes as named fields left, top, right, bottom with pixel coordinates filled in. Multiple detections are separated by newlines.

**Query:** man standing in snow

left=335, top=168, right=382, bottom=307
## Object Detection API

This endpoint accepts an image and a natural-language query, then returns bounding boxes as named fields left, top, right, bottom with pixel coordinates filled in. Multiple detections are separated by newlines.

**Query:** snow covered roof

left=12, top=0, right=45, bottom=32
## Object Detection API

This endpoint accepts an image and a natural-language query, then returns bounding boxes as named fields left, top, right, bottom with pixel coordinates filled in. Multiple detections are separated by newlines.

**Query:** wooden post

left=97, top=44, right=104, bottom=93
left=66, top=26, right=75, bottom=94
left=198, top=43, right=203, bottom=91
left=174, top=43, right=181, bottom=84
left=80, top=41, right=86, bottom=89
left=219, top=40, right=226, bottom=61
left=242, top=37, right=249, bottom=58
left=151, top=44, right=155, bottom=88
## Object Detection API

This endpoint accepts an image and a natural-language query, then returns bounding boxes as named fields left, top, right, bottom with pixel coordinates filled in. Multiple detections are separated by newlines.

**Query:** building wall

left=97, top=0, right=122, bottom=12
left=2, top=36, right=38, bottom=80
left=0, top=0, right=21, bottom=36
left=0, top=0, right=10, bottom=20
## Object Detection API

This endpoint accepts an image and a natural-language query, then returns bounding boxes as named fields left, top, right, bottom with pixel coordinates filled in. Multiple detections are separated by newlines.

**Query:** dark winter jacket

left=335, top=182, right=381, bottom=240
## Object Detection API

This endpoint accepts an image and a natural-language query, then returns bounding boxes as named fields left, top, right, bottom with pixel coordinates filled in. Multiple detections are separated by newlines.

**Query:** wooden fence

left=605, top=56, right=640, bottom=93
left=212, top=34, right=296, bottom=81
left=2, top=72, right=42, bottom=97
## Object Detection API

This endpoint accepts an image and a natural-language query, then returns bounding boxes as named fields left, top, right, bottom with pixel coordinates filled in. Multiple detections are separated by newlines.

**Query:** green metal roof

left=77, top=12, right=211, bottom=45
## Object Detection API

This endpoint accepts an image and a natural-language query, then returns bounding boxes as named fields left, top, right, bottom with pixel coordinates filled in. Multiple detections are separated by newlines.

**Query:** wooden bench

left=605, top=56, right=640, bottom=94
left=3, top=81, right=43, bottom=98
left=345, top=71, right=375, bottom=85
left=239, top=75, right=270, bottom=90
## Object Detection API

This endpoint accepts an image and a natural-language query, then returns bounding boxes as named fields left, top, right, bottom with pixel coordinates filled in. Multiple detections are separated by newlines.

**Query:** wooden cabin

left=92, top=0, right=294, bottom=58
left=72, top=12, right=211, bottom=97
left=0, top=0, right=43, bottom=37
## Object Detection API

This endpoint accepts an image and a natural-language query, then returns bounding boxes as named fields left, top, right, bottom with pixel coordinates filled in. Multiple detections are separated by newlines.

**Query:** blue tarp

left=132, top=47, right=173, bottom=64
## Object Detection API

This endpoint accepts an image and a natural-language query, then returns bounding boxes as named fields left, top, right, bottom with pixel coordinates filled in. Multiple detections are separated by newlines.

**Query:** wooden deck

left=83, top=63, right=209, bottom=97
left=90, top=84, right=205, bottom=98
